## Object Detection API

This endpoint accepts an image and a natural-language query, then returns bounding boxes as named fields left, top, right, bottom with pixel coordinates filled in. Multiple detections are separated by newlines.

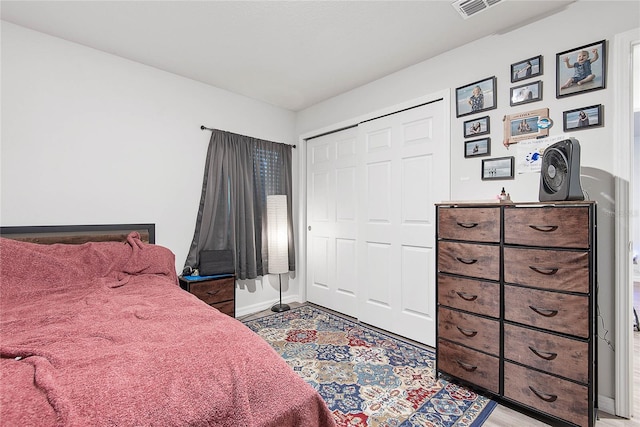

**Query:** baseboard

left=598, top=395, right=615, bottom=417
left=235, top=295, right=299, bottom=318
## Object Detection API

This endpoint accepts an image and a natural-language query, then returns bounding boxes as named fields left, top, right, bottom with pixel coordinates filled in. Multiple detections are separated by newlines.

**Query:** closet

left=306, top=100, right=449, bottom=345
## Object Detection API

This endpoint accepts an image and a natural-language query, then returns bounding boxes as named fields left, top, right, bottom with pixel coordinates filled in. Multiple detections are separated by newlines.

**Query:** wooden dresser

left=179, top=275, right=236, bottom=317
left=436, top=201, right=596, bottom=427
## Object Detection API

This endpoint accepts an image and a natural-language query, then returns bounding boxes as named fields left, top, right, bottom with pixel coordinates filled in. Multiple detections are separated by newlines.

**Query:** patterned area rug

left=243, top=304, right=496, bottom=427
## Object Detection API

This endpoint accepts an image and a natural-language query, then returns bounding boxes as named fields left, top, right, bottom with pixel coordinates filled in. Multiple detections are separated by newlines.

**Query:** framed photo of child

left=465, top=137, right=491, bottom=158
left=463, top=116, right=490, bottom=138
left=455, top=76, right=497, bottom=118
left=510, top=80, right=542, bottom=106
left=511, top=55, right=542, bottom=83
left=563, top=104, right=603, bottom=131
left=481, top=156, right=514, bottom=181
left=503, top=108, right=549, bottom=147
left=556, top=40, right=606, bottom=98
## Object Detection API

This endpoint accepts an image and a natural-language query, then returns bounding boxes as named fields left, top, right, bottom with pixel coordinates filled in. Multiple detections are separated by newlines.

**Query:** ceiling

left=1, top=0, right=575, bottom=112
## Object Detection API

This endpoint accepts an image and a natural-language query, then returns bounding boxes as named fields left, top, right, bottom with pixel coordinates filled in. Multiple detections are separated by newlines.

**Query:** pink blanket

left=0, top=234, right=335, bottom=427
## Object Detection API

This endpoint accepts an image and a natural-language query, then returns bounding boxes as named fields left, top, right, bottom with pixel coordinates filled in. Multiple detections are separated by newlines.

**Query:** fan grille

left=542, top=148, right=568, bottom=193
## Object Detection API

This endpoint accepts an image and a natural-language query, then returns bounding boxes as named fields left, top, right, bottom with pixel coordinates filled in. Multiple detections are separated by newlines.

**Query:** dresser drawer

left=189, top=277, right=235, bottom=306
left=437, top=242, right=499, bottom=280
left=504, top=285, right=589, bottom=338
left=503, top=247, right=589, bottom=293
left=504, top=324, right=589, bottom=383
left=437, top=274, right=499, bottom=318
left=504, top=207, right=590, bottom=248
left=212, top=299, right=235, bottom=317
left=438, top=307, right=499, bottom=355
left=504, top=362, right=589, bottom=427
left=437, top=339, right=499, bottom=393
left=438, top=207, right=500, bottom=242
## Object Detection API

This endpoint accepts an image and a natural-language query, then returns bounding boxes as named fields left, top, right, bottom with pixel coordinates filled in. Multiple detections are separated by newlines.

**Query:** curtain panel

left=184, top=129, right=294, bottom=280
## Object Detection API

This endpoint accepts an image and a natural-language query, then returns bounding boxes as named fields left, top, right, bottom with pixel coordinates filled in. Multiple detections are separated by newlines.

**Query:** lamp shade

left=267, top=195, right=289, bottom=274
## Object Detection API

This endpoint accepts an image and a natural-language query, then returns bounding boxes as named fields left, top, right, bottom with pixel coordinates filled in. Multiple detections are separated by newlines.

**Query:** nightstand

left=179, top=274, right=236, bottom=317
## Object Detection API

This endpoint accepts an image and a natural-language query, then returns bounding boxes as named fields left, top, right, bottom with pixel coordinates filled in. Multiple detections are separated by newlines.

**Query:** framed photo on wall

left=556, top=40, right=606, bottom=98
left=563, top=104, right=603, bottom=131
left=511, top=55, right=542, bottom=82
left=503, top=108, right=550, bottom=146
left=510, top=80, right=542, bottom=106
left=463, top=116, right=490, bottom=138
left=464, top=137, right=491, bottom=158
left=481, top=156, right=514, bottom=180
left=455, top=76, right=497, bottom=117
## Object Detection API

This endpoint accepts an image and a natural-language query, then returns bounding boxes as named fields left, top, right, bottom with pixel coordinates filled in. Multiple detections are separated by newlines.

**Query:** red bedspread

left=0, top=234, right=335, bottom=427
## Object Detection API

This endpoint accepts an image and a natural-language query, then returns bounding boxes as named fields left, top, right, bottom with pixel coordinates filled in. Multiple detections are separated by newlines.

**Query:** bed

left=0, top=224, right=335, bottom=427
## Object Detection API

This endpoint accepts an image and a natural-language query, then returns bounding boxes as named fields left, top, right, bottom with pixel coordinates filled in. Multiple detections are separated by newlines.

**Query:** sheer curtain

left=184, top=129, right=294, bottom=280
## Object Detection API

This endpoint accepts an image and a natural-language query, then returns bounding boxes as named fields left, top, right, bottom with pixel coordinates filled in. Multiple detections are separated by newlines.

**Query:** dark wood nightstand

left=179, top=275, right=236, bottom=318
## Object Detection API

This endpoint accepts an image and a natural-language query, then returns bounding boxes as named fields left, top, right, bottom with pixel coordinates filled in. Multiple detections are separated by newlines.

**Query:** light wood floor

left=239, top=282, right=640, bottom=426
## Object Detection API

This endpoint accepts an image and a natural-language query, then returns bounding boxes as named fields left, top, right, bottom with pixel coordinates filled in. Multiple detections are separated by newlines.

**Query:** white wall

left=0, top=22, right=299, bottom=316
left=296, top=0, right=639, bottom=410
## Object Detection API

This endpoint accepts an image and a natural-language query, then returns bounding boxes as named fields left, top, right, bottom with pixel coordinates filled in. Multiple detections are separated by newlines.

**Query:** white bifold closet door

left=307, top=126, right=360, bottom=318
left=306, top=100, right=448, bottom=346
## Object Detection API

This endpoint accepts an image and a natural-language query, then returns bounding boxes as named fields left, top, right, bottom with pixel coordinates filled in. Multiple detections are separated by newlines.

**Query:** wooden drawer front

left=212, top=300, right=235, bottom=317
left=437, top=339, right=499, bottom=393
left=438, top=274, right=499, bottom=318
left=504, top=247, right=589, bottom=293
left=438, top=307, right=499, bottom=355
left=504, top=207, right=589, bottom=248
left=504, top=285, right=589, bottom=338
left=438, top=242, right=499, bottom=281
left=504, top=362, right=589, bottom=427
left=438, top=207, right=500, bottom=242
left=504, top=324, right=589, bottom=383
left=190, top=278, right=235, bottom=306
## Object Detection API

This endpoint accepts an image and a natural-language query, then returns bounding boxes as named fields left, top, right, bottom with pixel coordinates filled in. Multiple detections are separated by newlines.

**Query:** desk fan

left=538, top=138, right=585, bottom=202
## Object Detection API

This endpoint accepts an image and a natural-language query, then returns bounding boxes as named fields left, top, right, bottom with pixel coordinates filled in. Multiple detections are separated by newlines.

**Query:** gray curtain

left=184, top=129, right=294, bottom=280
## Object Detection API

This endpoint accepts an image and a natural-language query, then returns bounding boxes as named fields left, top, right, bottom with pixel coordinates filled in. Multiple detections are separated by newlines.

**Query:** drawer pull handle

left=529, top=386, right=558, bottom=403
left=528, top=225, right=559, bottom=233
left=456, top=291, right=478, bottom=301
left=529, top=266, right=559, bottom=276
left=529, top=305, right=558, bottom=317
left=456, top=326, right=478, bottom=337
left=455, top=359, right=477, bottom=372
left=206, top=291, right=218, bottom=295
left=456, top=257, right=478, bottom=265
left=456, top=222, right=478, bottom=229
left=528, top=346, right=558, bottom=360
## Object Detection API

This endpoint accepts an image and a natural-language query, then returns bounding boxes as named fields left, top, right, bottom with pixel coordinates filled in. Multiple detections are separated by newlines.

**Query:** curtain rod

left=200, top=125, right=296, bottom=148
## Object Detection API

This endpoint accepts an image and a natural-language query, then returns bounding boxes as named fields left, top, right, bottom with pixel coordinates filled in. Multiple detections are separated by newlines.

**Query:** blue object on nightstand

left=182, top=274, right=234, bottom=281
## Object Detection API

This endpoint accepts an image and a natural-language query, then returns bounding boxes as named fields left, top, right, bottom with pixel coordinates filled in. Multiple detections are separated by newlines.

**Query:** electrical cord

left=596, top=282, right=615, bottom=352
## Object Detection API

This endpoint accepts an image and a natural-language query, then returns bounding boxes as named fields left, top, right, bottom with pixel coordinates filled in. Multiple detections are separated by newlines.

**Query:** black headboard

left=0, top=224, right=156, bottom=245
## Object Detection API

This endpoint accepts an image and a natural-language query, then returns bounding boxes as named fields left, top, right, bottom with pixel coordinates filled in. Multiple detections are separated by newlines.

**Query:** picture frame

left=556, top=39, right=606, bottom=98
left=465, top=137, right=491, bottom=158
left=510, top=80, right=542, bottom=106
left=563, top=104, right=603, bottom=131
left=511, top=55, right=543, bottom=83
left=463, top=116, right=490, bottom=138
left=503, top=108, right=550, bottom=147
left=455, top=76, right=497, bottom=118
left=481, top=156, right=515, bottom=180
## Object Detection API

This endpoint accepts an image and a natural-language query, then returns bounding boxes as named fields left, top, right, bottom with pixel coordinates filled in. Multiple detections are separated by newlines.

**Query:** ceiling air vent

left=452, top=0, right=504, bottom=19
